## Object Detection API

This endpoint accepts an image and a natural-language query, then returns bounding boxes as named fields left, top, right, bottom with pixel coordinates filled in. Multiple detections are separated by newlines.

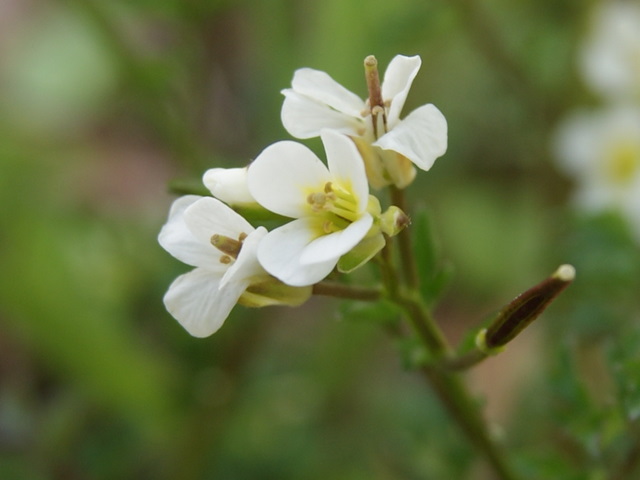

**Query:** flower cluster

left=553, top=1, right=640, bottom=241
left=159, top=55, right=448, bottom=336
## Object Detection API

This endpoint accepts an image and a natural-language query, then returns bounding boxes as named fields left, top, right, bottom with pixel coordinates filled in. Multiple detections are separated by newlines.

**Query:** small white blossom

left=203, top=167, right=257, bottom=207
left=281, top=55, right=447, bottom=188
left=247, top=130, right=374, bottom=286
left=158, top=195, right=268, bottom=337
left=554, top=106, right=640, bottom=238
left=580, top=1, right=640, bottom=101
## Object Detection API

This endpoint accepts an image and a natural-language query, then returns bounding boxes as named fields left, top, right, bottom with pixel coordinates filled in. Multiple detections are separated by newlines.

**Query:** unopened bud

left=203, top=167, right=257, bottom=207
left=482, top=264, right=575, bottom=350
left=380, top=206, right=410, bottom=236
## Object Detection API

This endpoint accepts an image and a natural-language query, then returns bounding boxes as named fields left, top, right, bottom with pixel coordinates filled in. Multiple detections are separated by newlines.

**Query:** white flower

left=281, top=55, right=447, bottom=188
left=580, top=2, right=640, bottom=101
left=553, top=106, right=640, bottom=237
left=158, top=195, right=269, bottom=337
left=202, top=167, right=257, bottom=207
left=247, top=130, right=374, bottom=286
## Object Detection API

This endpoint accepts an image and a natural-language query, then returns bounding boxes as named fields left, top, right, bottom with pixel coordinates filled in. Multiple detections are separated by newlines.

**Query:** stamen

left=211, top=234, right=243, bottom=258
left=331, top=207, right=360, bottom=222
left=219, top=255, right=232, bottom=264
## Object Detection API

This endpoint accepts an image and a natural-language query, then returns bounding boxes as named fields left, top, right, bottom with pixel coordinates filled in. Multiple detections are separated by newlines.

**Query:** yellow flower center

left=305, top=181, right=359, bottom=234
left=605, top=140, right=640, bottom=185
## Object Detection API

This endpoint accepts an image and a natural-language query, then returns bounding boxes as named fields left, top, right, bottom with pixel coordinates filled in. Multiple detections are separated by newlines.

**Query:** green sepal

left=337, top=232, right=386, bottom=273
left=239, top=277, right=312, bottom=308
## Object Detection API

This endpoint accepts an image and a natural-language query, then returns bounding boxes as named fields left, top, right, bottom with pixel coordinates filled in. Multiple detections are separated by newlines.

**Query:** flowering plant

left=159, top=54, right=574, bottom=479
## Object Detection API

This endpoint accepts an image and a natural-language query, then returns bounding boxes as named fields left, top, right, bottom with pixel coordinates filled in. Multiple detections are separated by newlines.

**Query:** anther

left=211, top=234, right=243, bottom=258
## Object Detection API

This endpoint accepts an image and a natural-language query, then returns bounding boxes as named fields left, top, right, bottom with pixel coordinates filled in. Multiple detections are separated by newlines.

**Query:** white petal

left=257, top=219, right=337, bottom=286
left=184, top=197, right=254, bottom=246
left=374, top=104, right=447, bottom=171
left=221, top=226, right=268, bottom=288
left=158, top=195, right=223, bottom=269
left=281, top=90, right=364, bottom=139
left=202, top=167, right=256, bottom=206
left=322, top=130, right=370, bottom=212
left=552, top=111, right=600, bottom=178
left=381, top=55, right=421, bottom=127
left=163, top=268, right=245, bottom=337
left=290, top=68, right=364, bottom=117
left=299, top=214, right=373, bottom=265
left=248, top=141, right=331, bottom=218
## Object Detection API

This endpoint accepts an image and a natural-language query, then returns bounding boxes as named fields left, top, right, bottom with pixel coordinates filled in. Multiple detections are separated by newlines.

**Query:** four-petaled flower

left=247, top=130, right=374, bottom=286
left=281, top=54, right=447, bottom=188
left=159, top=195, right=310, bottom=337
left=158, top=196, right=266, bottom=336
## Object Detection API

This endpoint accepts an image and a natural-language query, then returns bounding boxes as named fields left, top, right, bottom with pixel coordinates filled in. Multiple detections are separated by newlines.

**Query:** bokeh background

left=2, top=0, right=640, bottom=479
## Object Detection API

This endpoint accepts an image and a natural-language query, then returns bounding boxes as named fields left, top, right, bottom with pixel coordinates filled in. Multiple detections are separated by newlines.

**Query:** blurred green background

left=2, top=0, right=639, bottom=479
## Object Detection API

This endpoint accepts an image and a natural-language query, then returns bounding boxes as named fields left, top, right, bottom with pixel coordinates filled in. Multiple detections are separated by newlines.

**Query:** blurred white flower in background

left=554, top=106, right=640, bottom=237
left=580, top=1, right=640, bottom=102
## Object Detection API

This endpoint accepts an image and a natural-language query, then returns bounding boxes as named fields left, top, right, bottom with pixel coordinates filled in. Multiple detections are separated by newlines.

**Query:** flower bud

left=203, top=167, right=257, bottom=207
left=479, top=264, right=576, bottom=351
left=380, top=205, right=410, bottom=237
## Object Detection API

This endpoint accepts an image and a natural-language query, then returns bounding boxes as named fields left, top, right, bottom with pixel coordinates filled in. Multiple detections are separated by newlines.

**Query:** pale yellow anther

left=211, top=233, right=244, bottom=258
left=307, top=192, right=327, bottom=210
left=219, top=255, right=232, bottom=264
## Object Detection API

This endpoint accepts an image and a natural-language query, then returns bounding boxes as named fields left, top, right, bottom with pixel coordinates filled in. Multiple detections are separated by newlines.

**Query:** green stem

left=390, top=186, right=419, bottom=290
left=312, top=282, right=382, bottom=302
left=381, top=186, right=519, bottom=479
left=393, top=291, right=450, bottom=355
left=417, top=365, right=518, bottom=480
left=389, top=293, right=518, bottom=479
left=438, top=348, right=489, bottom=371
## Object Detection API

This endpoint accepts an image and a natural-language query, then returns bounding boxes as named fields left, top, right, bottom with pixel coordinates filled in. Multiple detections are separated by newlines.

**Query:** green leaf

left=412, top=208, right=454, bottom=306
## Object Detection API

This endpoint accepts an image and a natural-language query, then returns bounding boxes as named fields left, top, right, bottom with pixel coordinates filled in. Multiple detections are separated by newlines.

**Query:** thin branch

left=312, top=282, right=383, bottom=302
left=438, top=349, right=489, bottom=371
left=389, top=186, right=419, bottom=290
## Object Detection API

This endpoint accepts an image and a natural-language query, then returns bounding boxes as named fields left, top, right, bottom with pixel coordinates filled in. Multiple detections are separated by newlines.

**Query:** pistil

left=364, top=55, right=388, bottom=139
